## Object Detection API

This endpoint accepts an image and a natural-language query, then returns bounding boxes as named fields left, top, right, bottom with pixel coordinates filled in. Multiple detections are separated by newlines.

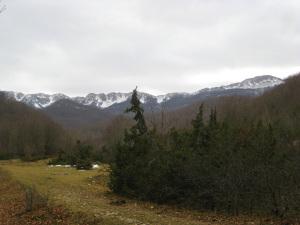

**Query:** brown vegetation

left=0, top=170, right=73, bottom=225
left=0, top=95, right=70, bottom=160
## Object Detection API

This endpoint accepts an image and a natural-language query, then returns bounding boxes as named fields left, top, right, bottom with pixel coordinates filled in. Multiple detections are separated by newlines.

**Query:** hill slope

left=0, top=94, right=67, bottom=159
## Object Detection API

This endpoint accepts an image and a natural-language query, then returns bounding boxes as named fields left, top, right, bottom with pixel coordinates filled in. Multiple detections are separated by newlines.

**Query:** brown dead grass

left=0, top=169, right=72, bottom=225
left=0, top=169, right=106, bottom=225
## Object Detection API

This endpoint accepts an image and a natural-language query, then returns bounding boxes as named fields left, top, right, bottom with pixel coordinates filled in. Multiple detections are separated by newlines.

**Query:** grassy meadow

left=0, top=160, right=288, bottom=225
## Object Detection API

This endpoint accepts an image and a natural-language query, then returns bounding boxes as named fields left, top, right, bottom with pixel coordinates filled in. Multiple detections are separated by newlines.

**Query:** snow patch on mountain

left=223, top=75, right=283, bottom=90
left=100, top=93, right=130, bottom=108
left=156, top=93, right=189, bottom=103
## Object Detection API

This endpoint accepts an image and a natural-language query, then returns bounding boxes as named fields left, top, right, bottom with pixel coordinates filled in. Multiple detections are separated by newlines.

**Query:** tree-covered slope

left=0, top=94, right=68, bottom=160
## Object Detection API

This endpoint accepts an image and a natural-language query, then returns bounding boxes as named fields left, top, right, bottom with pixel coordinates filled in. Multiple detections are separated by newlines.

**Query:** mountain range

left=1, top=75, right=283, bottom=128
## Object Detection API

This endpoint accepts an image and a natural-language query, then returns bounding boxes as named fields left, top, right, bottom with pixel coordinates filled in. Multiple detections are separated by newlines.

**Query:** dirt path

left=0, top=160, right=271, bottom=225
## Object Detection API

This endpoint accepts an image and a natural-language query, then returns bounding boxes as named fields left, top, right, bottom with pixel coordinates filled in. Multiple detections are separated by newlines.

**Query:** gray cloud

left=0, top=0, right=300, bottom=96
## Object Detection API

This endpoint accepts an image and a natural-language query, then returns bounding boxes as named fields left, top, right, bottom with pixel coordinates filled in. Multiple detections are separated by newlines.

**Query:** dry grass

left=0, top=168, right=75, bottom=225
left=0, top=160, right=291, bottom=225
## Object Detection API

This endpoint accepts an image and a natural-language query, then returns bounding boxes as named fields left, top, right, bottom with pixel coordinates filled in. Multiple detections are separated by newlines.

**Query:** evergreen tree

left=209, top=107, right=217, bottom=128
left=191, top=104, right=207, bottom=150
left=110, top=87, right=150, bottom=195
left=109, top=89, right=300, bottom=218
left=125, top=87, right=147, bottom=135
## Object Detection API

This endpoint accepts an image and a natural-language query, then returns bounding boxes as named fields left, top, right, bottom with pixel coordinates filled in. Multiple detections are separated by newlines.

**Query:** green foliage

left=75, top=141, right=93, bottom=170
left=110, top=87, right=153, bottom=195
left=110, top=88, right=300, bottom=217
left=49, top=141, right=93, bottom=170
left=125, top=87, right=147, bottom=135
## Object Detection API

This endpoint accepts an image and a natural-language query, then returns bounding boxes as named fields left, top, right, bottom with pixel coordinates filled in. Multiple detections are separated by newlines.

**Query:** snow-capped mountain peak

left=2, top=75, right=283, bottom=109
left=4, top=92, right=69, bottom=108
left=223, top=75, right=283, bottom=90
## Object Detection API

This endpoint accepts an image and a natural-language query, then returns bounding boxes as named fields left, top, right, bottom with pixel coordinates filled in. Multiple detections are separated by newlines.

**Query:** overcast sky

left=0, top=0, right=300, bottom=96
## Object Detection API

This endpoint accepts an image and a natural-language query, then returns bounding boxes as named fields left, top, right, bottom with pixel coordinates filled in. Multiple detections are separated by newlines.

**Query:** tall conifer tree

left=191, top=104, right=207, bottom=150
left=126, top=87, right=147, bottom=135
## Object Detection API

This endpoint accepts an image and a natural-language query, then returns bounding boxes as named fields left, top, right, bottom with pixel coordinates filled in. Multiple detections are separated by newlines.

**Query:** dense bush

left=110, top=88, right=300, bottom=217
left=49, top=141, right=93, bottom=170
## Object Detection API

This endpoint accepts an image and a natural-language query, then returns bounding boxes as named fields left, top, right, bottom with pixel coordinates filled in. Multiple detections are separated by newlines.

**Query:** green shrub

left=76, top=159, right=92, bottom=170
left=49, top=141, right=93, bottom=170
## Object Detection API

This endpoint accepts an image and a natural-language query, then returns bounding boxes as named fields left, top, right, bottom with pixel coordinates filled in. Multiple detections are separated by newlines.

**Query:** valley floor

left=0, top=160, right=288, bottom=225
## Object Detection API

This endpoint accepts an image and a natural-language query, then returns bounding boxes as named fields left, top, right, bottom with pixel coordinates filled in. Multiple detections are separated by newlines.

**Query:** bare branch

left=0, top=0, right=6, bottom=14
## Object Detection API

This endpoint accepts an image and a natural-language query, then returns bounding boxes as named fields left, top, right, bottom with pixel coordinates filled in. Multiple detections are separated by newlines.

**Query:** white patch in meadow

left=92, top=164, right=100, bottom=169
left=48, top=164, right=72, bottom=168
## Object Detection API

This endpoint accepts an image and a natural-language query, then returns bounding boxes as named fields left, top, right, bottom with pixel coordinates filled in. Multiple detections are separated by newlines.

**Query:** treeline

left=109, top=79, right=300, bottom=217
left=154, top=73, right=300, bottom=136
left=0, top=94, right=70, bottom=161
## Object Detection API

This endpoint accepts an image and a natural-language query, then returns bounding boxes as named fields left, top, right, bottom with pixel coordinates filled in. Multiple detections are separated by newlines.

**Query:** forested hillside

left=99, top=74, right=299, bottom=149
left=0, top=94, right=69, bottom=160
left=153, top=73, right=300, bottom=134
left=43, top=99, right=113, bottom=128
left=109, top=74, right=300, bottom=218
